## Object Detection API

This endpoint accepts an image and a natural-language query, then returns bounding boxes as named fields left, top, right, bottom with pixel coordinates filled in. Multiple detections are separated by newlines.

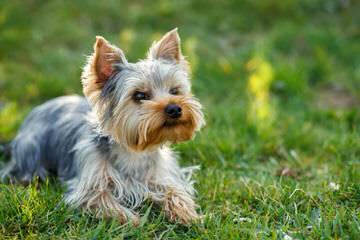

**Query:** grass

left=0, top=0, right=359, bottom=239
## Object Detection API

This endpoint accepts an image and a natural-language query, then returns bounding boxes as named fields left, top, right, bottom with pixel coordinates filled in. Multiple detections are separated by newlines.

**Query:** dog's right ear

left=82, top=36, right=127, bottom=99
left=147, top=28, right=183, bottom=62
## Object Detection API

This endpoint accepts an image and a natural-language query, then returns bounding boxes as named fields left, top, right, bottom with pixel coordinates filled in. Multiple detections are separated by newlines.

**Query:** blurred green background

left=0, top=0, right=358, bottom=141
left=0, top=0, right=359, bottom=238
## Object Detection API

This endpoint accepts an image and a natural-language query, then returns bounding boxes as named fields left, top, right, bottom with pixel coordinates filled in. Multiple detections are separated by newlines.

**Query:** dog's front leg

left=162, top=188, right=200, bottom=224
left=150, top=166, right=201, bottom=224
left=64, top=155, right=138, bottom=225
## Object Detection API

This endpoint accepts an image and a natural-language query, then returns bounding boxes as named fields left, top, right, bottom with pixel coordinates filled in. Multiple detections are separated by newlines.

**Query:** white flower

left=233, top=217, right=252, bottom=223
left=283, top=233, right=293, bottom=240
left=329, top=182, right=340, bottom=191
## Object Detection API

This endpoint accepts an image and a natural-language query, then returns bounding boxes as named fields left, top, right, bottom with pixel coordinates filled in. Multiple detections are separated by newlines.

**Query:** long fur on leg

left=64, top=138, right=136, bottom=223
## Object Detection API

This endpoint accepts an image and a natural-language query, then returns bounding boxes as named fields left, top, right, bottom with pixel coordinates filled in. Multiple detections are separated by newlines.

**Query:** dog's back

left=1, top=95, right=90, bottom=183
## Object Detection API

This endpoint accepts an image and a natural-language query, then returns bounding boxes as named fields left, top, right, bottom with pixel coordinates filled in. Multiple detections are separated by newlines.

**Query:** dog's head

left=82, top=29, right=205, bottom=151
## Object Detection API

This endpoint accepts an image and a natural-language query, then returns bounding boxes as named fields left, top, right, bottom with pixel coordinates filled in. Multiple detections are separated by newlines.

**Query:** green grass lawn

left=0, top=0, right=359, bottom=239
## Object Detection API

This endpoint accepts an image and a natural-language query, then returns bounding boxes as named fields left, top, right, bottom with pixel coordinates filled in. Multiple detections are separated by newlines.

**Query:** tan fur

left=82, top=36, right=126, bottom=104
left=148, top=28, right=181, bottom=62
left=163, top=189, right=200, bottom=224
left=131, top=94, right=201, bottom=151
left=148, top=28, right=190, bottom=73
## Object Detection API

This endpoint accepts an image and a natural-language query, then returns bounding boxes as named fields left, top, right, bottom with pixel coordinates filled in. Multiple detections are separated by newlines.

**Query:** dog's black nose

left=165, top=104, right=182, bottom=119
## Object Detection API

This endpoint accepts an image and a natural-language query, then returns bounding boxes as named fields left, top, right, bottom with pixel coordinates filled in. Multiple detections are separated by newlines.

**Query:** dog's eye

left=169, top=88, right=179, bottom=95
left=133, top=91, right=149, bottom=101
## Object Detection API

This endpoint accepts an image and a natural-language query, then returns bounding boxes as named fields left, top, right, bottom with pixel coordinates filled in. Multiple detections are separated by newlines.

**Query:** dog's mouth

left=162, top=119, right=183, bottom=128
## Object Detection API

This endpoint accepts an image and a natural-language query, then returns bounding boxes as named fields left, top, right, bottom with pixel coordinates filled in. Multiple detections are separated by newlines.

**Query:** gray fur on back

left=4, top=95, right=92, bottom=182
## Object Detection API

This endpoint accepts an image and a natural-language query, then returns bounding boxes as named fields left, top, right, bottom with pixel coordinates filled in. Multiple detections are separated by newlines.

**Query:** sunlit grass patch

left=0, top=102, right=26, bottom=141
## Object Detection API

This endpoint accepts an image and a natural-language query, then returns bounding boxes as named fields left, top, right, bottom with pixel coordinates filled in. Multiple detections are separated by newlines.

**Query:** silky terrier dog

left=1, top=29, right=205, bottom=224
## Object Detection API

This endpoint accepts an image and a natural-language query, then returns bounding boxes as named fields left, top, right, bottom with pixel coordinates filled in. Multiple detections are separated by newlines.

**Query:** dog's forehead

left=129, top=60, right=190, bottom=90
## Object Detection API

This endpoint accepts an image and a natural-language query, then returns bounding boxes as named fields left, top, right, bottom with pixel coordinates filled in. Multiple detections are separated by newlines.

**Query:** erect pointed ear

left=147, top=28, right=183, bottom=62
left=82, top=36, right=127, bottom=98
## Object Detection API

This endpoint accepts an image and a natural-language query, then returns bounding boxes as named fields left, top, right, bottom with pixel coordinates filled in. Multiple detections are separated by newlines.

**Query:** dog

left=0, top=28, right=205, bottom=225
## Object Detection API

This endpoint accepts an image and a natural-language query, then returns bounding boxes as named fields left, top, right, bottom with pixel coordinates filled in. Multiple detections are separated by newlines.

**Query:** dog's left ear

left=147, top=28, right=185, bottom=64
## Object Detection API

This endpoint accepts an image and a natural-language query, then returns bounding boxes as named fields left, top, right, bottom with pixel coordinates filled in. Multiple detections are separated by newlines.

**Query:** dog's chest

left=110, top=148, right=160, bottom=181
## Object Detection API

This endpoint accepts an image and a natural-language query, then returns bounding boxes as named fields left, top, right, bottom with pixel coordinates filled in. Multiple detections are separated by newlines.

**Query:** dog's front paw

left=83, top=192, right=139, bottom=225
left=163, top=191, right=201, bottom=224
